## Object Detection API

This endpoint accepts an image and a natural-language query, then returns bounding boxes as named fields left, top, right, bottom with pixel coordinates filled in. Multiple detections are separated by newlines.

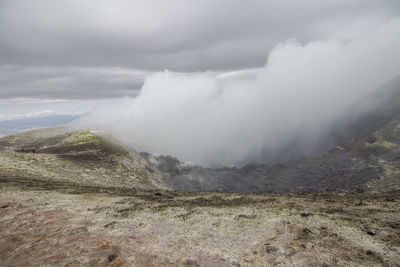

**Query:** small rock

left=365, top=229, right=376, bottom=236
left=184, top=259, right=199, bottom=266
left=108, top=254, right=117, bottom=262
left=236, top=214, right=256, bottom=220
left=104, top=221, right=116, bottom=228
left=366, top=250, right=374, bottom=255
left=302, top=228, right=312, bottom=234
left=265, top=244, right=278, bottom=253
left=1, top=205, right=9, bottom=209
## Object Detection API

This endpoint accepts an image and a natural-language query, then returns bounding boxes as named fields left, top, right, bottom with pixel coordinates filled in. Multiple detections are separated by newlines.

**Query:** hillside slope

left=0, top=129, right=164, bottom=190
left=0, top=118, right=399, bottom=194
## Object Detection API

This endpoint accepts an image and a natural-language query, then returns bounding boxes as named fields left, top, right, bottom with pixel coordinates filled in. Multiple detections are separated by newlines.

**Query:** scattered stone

left=104, top=221, right=116, bottom=228
left=366, top=250, right=374, bottom=255
left=265, top=245, right=278, bottom=253
left=108, top=254, right=117, bottom=262
left=1, top=205, right=9, bottom=209
left=236, top=214, right=257, bottom=220
left=355, top=201, right=363, bottom=206
left=302, top=228, right=312, bottom=234
left=365, top=229, right=376, bottom=236
left=184, top=259, right=199, bottom=266
left=177, top=212, right=191, bottom=220
left=300, top=212, right=312, bottom=217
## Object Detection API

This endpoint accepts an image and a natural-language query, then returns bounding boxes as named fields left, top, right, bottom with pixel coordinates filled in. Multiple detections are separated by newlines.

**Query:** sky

left=1, top=1, right=400, bottom=102
left=1, top=1, right=400, bottom=163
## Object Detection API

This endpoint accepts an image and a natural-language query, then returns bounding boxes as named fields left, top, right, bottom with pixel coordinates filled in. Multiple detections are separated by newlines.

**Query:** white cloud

left=1, top=0, right=400, bottom=100
left=73, top=20, right=400, bottom=166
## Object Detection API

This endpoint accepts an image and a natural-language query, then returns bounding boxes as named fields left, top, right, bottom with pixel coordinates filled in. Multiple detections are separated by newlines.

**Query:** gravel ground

left=0, top=183, right=399, bottom=266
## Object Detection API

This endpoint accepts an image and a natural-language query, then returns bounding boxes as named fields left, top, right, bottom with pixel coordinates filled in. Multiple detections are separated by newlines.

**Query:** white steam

left=73, top=20, right=400, bottom=166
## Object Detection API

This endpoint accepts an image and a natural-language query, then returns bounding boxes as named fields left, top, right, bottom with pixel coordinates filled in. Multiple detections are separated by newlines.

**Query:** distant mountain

left=0, top=114, right=79, bottom=136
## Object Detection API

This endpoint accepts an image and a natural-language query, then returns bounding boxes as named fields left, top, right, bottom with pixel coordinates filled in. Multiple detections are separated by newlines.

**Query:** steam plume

left=73, top=20, right=400, bottom=166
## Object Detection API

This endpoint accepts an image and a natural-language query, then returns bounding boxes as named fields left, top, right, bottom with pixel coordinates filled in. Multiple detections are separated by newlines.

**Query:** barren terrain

left=0, top=117, right=399, bottom=266
left=1, top=182, right=399, bottom=266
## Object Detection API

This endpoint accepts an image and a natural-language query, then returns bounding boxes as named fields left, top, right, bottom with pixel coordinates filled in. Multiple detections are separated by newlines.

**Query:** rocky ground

left=0, top=181, right=399, bottom=266
left=0, top=94, right=399, bottom=266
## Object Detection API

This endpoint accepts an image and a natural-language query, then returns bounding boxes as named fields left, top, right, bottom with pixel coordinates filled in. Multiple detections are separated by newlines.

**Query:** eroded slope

left=0, top=129, right=165, bottom=190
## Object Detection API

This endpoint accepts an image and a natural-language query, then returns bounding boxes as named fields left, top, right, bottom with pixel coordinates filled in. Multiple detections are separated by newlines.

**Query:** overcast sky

left=1, top=0, right=400, bottom=117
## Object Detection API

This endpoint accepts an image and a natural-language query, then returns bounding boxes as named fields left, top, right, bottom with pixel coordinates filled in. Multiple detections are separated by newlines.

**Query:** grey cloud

left=1, top=0, right=400, bottom=70
left=0, top=66, right=144, bottom=99
left=0, top=0, right=399, bottom=99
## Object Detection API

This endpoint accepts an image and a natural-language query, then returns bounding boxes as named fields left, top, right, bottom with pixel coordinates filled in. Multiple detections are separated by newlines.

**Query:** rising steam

left=73, top=20, right=400, bottom=166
